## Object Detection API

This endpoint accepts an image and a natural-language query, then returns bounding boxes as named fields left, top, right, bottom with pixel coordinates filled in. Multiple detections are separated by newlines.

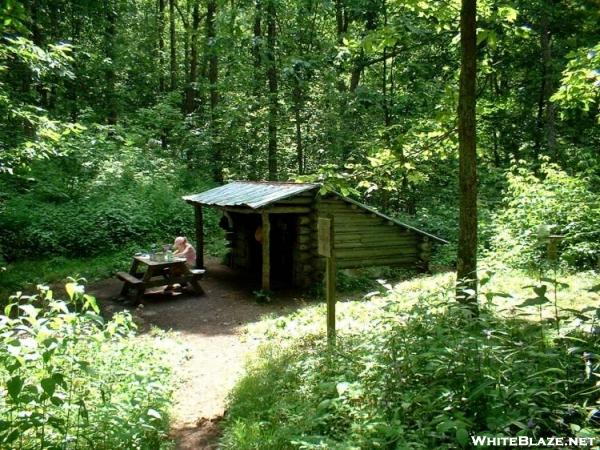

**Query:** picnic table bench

left=117, top=255, right=205, bottom=304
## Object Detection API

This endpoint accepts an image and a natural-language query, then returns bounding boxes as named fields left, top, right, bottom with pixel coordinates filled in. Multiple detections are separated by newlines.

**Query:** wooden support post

left=261, top=211, right=270, bottom=291
left=194, top=205, right=205, bottom=269
left=318, top=216, right=336, bottom=346
left=327, top=217, right=336, bottom=346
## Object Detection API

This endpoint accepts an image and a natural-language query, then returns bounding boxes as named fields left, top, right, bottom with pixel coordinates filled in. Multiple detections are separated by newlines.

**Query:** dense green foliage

left=488, top=163, right=600, bottom=269
left=1, top=0, right=599, bottom=272
left=0, top=0, right=599, bottom=447
left=222, top=272, right=600, bottom=449
left=0, top=283, right=174, bottom=449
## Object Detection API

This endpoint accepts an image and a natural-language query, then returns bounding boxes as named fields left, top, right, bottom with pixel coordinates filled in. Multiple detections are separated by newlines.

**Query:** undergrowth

left=0, top=282, right=175, bottom=449
left=222, top=270, right=600, bottom=449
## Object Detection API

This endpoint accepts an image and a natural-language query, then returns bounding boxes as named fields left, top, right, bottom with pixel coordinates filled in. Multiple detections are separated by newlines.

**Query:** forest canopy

left=0, top=0, right=598, bottom=267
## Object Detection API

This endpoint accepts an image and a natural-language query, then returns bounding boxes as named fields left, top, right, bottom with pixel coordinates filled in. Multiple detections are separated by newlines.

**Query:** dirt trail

left=89, top=257, right=305, bottom=449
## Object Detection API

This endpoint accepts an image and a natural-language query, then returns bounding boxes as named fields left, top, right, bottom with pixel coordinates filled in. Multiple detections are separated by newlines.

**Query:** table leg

left=120, top=259, right=142, bottom=297
left=189, top=278, right=205, bottom=296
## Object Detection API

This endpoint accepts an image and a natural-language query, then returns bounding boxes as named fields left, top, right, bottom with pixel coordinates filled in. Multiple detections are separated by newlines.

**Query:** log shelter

left=183, top=181, right=447, bottom=291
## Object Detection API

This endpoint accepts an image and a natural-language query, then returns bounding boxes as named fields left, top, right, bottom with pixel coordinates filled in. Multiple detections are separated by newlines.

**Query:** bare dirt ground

left=88, top=256, right=307, bottom=449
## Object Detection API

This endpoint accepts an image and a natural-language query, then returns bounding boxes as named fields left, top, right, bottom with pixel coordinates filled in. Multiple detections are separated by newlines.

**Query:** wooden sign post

left=318, top=217, right=336, bottom=346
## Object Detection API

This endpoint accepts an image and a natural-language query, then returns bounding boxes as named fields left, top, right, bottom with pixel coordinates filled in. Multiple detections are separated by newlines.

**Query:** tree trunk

left=540, top=11, right=557, bottom=156
left=247, top=0, right=263, bottom=181
left=206, top=0, right=222, bottom=182
left=169, top=0, right=177, bottom=90
left=456, top=0, right=478, bottom=311
left=184, top=1, right=200, bottom=115
left=293, top=84, right=303, bottom=174
left=382, top=0, right=390, bottom=132
left=334, top=0, right=347, bottom=92
left=105, top=0, right=118, bottom=125
left=252, top=0, right=262, bottom=96
left=266, top=0, right=278, bottom=180
left=158, top=0, right=166, bottom=93
left=69, top=2, right=81, bottom=121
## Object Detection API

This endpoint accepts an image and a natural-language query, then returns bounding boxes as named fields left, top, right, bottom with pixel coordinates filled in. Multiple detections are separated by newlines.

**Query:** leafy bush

left=488, top=163, right=600, bottom=270
left=0, top=182, right=224, bottom=261
left=221, top=273, right=600, bottom=449
left=0, top=123, right=224, bottom=263
left=0, top=283, right=174, bottom=449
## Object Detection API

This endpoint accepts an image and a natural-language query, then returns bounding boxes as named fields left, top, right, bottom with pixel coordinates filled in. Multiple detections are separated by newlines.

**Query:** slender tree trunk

left=105, top=0, right=118, bottom=124
left=169, top=0, right=177, bottom=90
left=69, top=2, right=81, bottom=121
left=334, top=0, right=347, bottom=92
left=266, top=0, right=278, bottom=180
left=252, top=0, right=262, bottom=96
left=247, top=0, right=263, bottom=181
left=382, top=0, right=390, bottom=132
left=184, top=1, right=200, bottom=115
left=293, top=84, right=303, bottom=174
left=456, top=0, right=478, bottom=310
left=206, top=0, right=221, bottom=181
left=29, top=0, right=50, bottom=107
left=158, top=0, right=166, bottom=92
left=540, top=12, right=557, bottom=156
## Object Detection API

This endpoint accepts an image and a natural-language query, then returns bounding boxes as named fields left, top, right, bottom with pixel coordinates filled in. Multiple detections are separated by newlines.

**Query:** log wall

left=316, top=196, right=423, bottom=269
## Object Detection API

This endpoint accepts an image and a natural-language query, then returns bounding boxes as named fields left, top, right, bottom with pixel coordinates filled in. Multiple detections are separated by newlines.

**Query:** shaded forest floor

left=88, top=256, right=308, bottom=449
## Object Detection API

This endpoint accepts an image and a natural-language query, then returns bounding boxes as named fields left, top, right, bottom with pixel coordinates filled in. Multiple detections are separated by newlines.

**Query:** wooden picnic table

left=117, top=255, right=205, bottom=304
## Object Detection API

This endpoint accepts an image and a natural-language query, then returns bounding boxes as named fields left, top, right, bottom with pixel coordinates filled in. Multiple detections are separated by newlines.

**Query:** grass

left=222, top=268, right=600, bottom=449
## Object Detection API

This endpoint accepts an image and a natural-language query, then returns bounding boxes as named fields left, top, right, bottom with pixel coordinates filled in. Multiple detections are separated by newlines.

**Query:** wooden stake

left=326, top=217, right=336, bottom=346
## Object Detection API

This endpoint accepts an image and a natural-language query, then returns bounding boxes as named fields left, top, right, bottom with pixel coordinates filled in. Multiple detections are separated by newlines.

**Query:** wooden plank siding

left=317, top=196, right=422, bottom=270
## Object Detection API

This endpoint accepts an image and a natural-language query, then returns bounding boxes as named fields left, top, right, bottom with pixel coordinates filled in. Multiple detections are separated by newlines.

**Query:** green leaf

left=41, top=377, right=57, bottom=397
left=147, top=408, right=162, bottom=420
left=1, top=429, right=20, bottom=444
left=84, top=294, right=100, bottom=314
left=498, top=6, right=518, bottom=23
left=533, top=285, right=548, bottom=297
left=456, top=427, right=469, bottom=447
left=526, top=367, right=565, bottom=379
left=6, top=376, right=24, bottom=401
left=65, top=282, right=76, bottom=300
left=517, top=296, right=549, bottom=308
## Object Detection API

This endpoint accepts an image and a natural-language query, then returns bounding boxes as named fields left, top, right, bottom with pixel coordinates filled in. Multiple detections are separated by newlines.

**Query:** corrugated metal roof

left=183, top=181, right=448, bottom=244
left=183, top=181, right=320, bottom=209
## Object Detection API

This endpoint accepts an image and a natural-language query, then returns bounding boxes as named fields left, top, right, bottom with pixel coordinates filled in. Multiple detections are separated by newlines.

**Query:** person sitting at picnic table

left=173, top=236, right=196, bottom=267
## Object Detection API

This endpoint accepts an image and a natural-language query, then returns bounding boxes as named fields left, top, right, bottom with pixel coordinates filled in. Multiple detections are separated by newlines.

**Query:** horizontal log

left=222, top=207, right=259, bottom=215
left=336, top=256, right=418, bottom=269
left=300, top=264, right=314, bottom=273
left=335, top=241, right=418, bottom=250
left=298, top=234, right=312, bottom=244
left=272, top=196, right=314, bottom=205
left=333, top=229, right=415, bottom=239
left=298, top=228, right=312, bottom=236
left=334, top=236, right=417, bottom=251
left=265, top=206, right=312, bottom=213
left=336, top=247, right=418, bottom=259
left=298, top=216, right=312, bottom=225
left=332, top=219, right=386, bottom=227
